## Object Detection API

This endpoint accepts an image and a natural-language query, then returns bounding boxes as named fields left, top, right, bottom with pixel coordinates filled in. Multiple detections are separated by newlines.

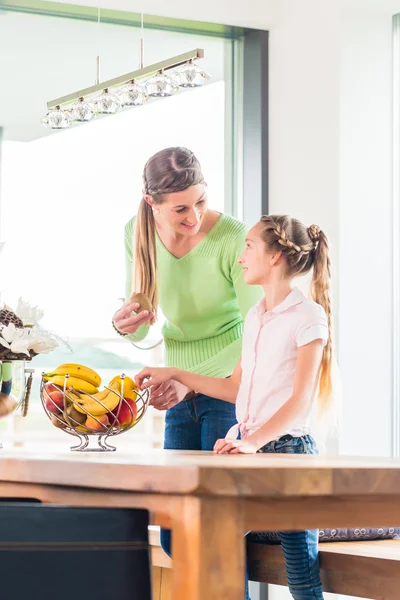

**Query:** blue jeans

left=160, top=393, right=237, bottom=557
left=257, top=434, right=324, bottom=600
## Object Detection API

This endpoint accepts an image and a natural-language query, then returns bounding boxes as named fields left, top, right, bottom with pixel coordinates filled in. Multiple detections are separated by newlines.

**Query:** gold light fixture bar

left=47, top=48, right=204, bottom=110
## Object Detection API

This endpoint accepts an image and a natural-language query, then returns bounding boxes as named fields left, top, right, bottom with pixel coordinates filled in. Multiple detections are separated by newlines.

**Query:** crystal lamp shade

left=174, top=62, right=209, bottom=88
left=41, top=53, right=210, bottom=130
left=146, top=72, right=178, bottom=97
left=93, top=89, right=121, bottom=114
left=41, top=106, right=71, bottom=130
left=118, top=81, right=148, bottom=107
left=70, top=97, right=95, bottom=122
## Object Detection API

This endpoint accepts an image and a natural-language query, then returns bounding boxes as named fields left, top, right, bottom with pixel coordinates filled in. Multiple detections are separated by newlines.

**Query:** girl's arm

left=135, top=359, right=242, bottom=404
left=215, top=339, right=324, bottom=453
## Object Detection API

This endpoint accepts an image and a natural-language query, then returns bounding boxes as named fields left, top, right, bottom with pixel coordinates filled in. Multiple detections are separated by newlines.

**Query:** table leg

left=171, top=496, right=246, bottom=600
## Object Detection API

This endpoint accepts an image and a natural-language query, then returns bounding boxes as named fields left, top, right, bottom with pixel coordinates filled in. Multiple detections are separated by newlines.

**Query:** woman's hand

left=113, top=298, right=154, bottom=335
left=213, top=438, right=259, bottom=454
left=135, top=367, right=189, bottom=411
left=150, top=379, right=190, bottom=411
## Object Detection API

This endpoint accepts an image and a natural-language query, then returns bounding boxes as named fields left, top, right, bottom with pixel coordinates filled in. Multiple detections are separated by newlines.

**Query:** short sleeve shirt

left=230, top=287, right=328, bottom=439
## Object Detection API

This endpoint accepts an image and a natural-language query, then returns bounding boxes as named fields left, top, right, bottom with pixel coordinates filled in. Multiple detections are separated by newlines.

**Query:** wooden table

left=1, top=449, right=400, bottom=600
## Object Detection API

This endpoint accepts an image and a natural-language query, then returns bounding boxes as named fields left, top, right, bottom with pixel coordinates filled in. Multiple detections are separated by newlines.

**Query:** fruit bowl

left=40, top=367, right=149, bottom=452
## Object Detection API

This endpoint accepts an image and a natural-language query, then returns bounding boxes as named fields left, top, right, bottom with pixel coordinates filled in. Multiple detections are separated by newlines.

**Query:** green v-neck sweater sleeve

left=124, top=214, right=262, bottom=377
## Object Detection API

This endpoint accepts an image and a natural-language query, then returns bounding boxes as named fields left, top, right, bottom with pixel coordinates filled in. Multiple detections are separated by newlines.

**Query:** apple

left=109, top=398, right=138, bottom=428
left=44, top=383, right=59, bottom=394
left=45, top=390, right=64, bottom=414
left=85, top=414, right=109, bottom=432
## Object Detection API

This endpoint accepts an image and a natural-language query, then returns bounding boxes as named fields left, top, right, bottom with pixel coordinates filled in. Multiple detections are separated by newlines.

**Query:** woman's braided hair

left=260, top=215, right=332, bottom=412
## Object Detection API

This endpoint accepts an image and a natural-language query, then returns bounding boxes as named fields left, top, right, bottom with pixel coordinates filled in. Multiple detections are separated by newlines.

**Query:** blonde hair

left=133, top=147, right=205, bottom=323
left=259, top=215, right=333, bottom=414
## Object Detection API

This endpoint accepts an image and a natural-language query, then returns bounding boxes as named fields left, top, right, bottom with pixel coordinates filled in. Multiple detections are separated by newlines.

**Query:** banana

left=73, top=381, right=121, bottom=415
left=109, top=375, right=138, bottom=401
left=44, top=375, right=99, bottom=395
left=44, top=364, right=101, bottom=389
left=75, top=424, right=90, bottom=432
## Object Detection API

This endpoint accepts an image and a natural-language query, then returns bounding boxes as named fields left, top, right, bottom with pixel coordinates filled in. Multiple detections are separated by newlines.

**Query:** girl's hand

left=113, top=297, right=154, bottom=335
left=135, top=367, right=188, bottom=411
left=135, top=366, right=174, bottom=392
left=214, top=438, right=259, bottom=454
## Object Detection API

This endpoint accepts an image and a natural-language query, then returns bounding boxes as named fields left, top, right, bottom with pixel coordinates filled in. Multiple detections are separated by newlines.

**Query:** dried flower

left=0, top=313, right=59, bottom=357
left=0, top=323, right=30, bottom=355
left=15, top=298, right=44, bottom=327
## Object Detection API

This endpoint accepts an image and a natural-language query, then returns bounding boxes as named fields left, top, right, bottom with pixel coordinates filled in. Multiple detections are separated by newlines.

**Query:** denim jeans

left=160, top=394, right=237, bottom=556
left=257, top=434, right=324, bottom=600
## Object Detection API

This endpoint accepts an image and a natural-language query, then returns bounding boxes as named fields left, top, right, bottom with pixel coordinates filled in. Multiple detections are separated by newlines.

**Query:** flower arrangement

left=0, top=298, right=58, bottom=361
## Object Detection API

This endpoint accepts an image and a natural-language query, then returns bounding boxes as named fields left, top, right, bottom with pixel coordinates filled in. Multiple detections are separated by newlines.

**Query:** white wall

left=338, top=9, right=394, bottom=458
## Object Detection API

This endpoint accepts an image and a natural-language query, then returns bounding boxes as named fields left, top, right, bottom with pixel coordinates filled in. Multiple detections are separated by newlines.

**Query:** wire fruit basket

left=40, top=373, right=149, bottom=452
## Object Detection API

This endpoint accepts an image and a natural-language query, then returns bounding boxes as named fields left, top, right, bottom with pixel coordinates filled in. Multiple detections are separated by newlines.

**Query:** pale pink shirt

left=226, top=288, right=328, bottom=441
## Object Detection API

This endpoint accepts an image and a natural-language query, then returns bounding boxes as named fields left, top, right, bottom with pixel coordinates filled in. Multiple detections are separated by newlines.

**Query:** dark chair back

left=0, top=503, right=151, bottom=600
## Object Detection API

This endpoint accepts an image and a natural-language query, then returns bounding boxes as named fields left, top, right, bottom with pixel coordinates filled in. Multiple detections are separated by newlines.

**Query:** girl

left=136, top=214, right=333, bottom=600
left=112, top=147, right=262, bottom=557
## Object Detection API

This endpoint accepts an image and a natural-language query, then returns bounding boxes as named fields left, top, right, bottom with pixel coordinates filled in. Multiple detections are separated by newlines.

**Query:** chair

left=0, top=503, right=151, bottom=600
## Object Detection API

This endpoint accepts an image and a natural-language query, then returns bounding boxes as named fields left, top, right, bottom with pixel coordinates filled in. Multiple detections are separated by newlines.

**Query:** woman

left=112, top=146, right=262, bottom=554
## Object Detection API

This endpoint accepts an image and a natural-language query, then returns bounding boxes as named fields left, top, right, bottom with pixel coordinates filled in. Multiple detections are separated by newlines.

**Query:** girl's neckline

left=156, top=212, right=226, bottom=261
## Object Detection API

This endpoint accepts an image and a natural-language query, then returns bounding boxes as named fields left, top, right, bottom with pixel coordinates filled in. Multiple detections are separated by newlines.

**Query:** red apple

left=45, top=390, right=64, bottom=414
left=44, top=383, right=60, bottom=397
left=109, top=398, right=138, bottom=428
left=85, top=414, right=109, bottom=432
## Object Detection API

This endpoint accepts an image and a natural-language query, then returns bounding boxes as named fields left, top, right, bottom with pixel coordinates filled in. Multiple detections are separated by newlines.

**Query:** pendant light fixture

left=41, top=6, right=210, bottom=130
